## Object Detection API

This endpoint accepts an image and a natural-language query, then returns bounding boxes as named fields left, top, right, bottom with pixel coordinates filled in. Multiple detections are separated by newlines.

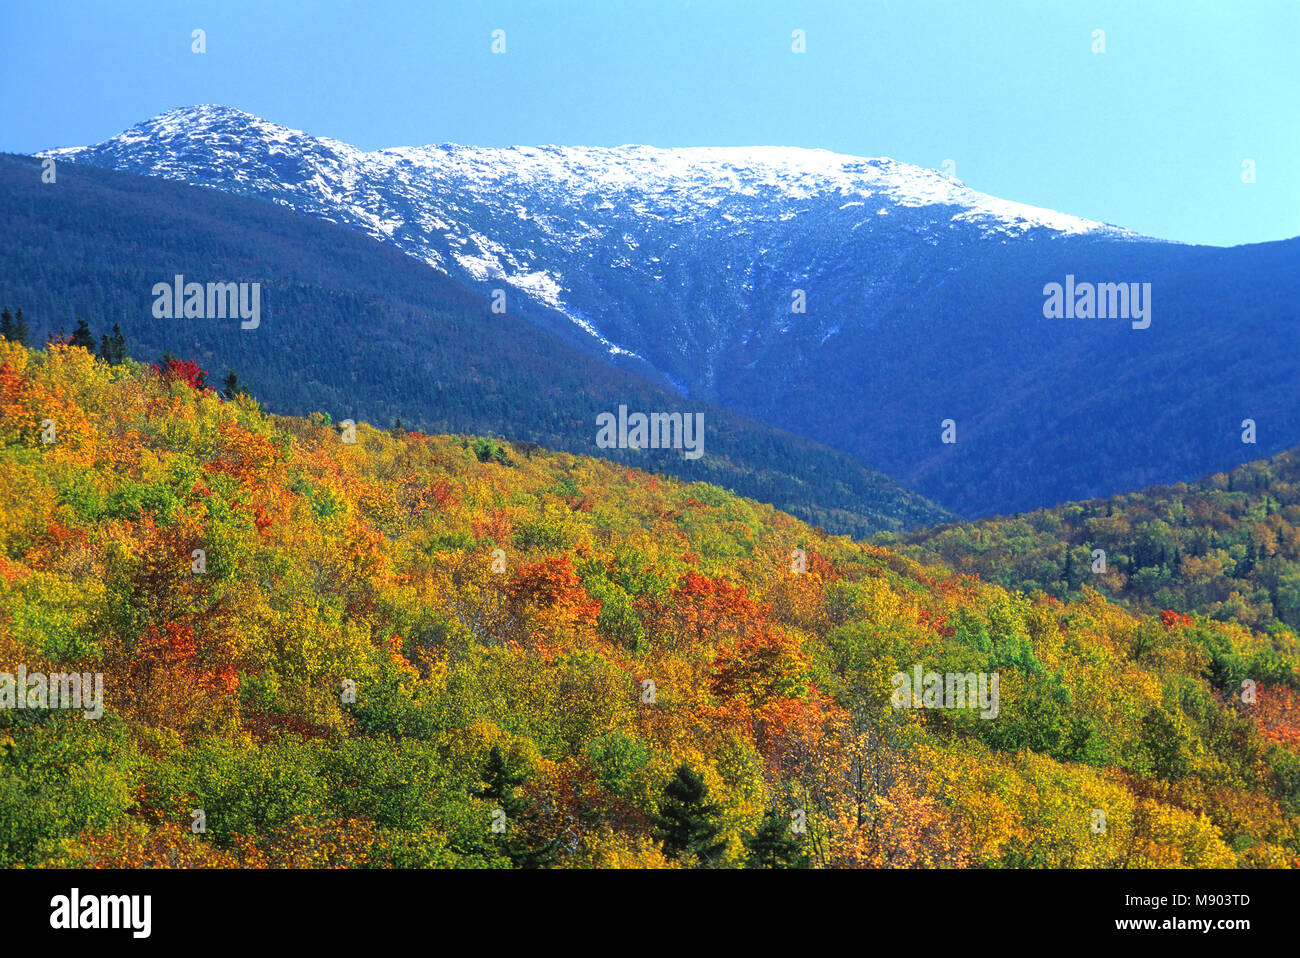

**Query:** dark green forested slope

left=0, top=153, right=948, bottom=536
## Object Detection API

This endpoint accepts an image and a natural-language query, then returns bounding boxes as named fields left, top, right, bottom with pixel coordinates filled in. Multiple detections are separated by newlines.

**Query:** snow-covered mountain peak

left=369, top=140, right=1132, bottom=238
left=43, top=104, right=1152, bottom=387
left=53, top=105, right=1138, bottom=240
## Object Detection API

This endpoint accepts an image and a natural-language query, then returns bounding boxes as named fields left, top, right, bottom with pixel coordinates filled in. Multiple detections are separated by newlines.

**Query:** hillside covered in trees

left=1, top=341, right=1298, bottom=868
left=0, top=153, right=948, bottom=538
left=889, top=449, right=1300, bottom=635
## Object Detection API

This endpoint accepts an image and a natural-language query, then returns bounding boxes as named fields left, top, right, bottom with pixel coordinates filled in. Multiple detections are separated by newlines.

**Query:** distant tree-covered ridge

left=45, top=106, right=1300, bottom=518
left=1, top=341, right=1297, bottom=868
left=0, top=153, right=948, bottom=538
left=890, top=447, right=1300, bottom=634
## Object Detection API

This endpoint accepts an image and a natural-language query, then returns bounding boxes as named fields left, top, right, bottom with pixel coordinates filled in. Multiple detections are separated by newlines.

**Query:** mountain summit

left=44, top=107, right=1300, bottom=516
left=45, top=105, right=1144, bottom=363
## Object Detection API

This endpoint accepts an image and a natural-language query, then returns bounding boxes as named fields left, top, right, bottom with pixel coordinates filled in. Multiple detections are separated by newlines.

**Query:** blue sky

left=2, top=0, right=1297, bottom=246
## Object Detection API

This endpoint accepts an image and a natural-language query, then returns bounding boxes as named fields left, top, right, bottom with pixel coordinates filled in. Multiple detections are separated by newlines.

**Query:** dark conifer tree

left=475, top=745, right=527, bottom=817
left=0, top=307, right=13, bottom=341
left=13, top=309, right=29, bottom=347
left=652, top=764, right=726, bottom=866
left=221, top=369, right=245, bottom=400
left=110, top=323, right=129, bottom=363
left=743, top=808, right=808, bottom=869
left=69, top=318, right=95, bottom=350
left=474, top=746, right=558, bottom=869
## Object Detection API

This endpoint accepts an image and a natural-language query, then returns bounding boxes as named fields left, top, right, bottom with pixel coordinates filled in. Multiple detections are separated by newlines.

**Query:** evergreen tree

left=743, top=809, right=808, bottom=869
left=69, top=318, right=95, bottom=350
left=1239, top=539, right=1258, bottom=578
left=0, top=307, right=12, bottom=342
left=110, top=323, right=129, bottom=363
left=652, top=764, right=726, bottom=866
left=475, top=745, right=527, bottom=818
left=99, top=333, right=113, bottom=362
left=474, top=745, right=558, bottom=869
left=221, top=369, right=246, bottom=400
left=13, top=309, right=30, bottom=346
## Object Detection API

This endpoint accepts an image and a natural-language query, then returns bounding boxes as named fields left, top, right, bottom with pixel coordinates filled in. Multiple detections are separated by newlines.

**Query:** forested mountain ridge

left=44, top=105, right=1300, bottom=517
left=1, top=341, right=1297, bottom=868
left=890, top=447, right=1300, bottom=634
left=0, top=151, right=948, bottom=537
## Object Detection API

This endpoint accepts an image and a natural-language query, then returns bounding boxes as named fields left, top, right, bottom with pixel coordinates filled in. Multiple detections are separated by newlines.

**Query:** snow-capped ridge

left=41, top=104, right=1151, bottom=376
left=54, top=105, right=1143, bottom=240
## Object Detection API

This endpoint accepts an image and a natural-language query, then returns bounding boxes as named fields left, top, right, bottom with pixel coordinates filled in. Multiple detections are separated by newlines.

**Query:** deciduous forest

left=2, top=341, right=1297, bottom=868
